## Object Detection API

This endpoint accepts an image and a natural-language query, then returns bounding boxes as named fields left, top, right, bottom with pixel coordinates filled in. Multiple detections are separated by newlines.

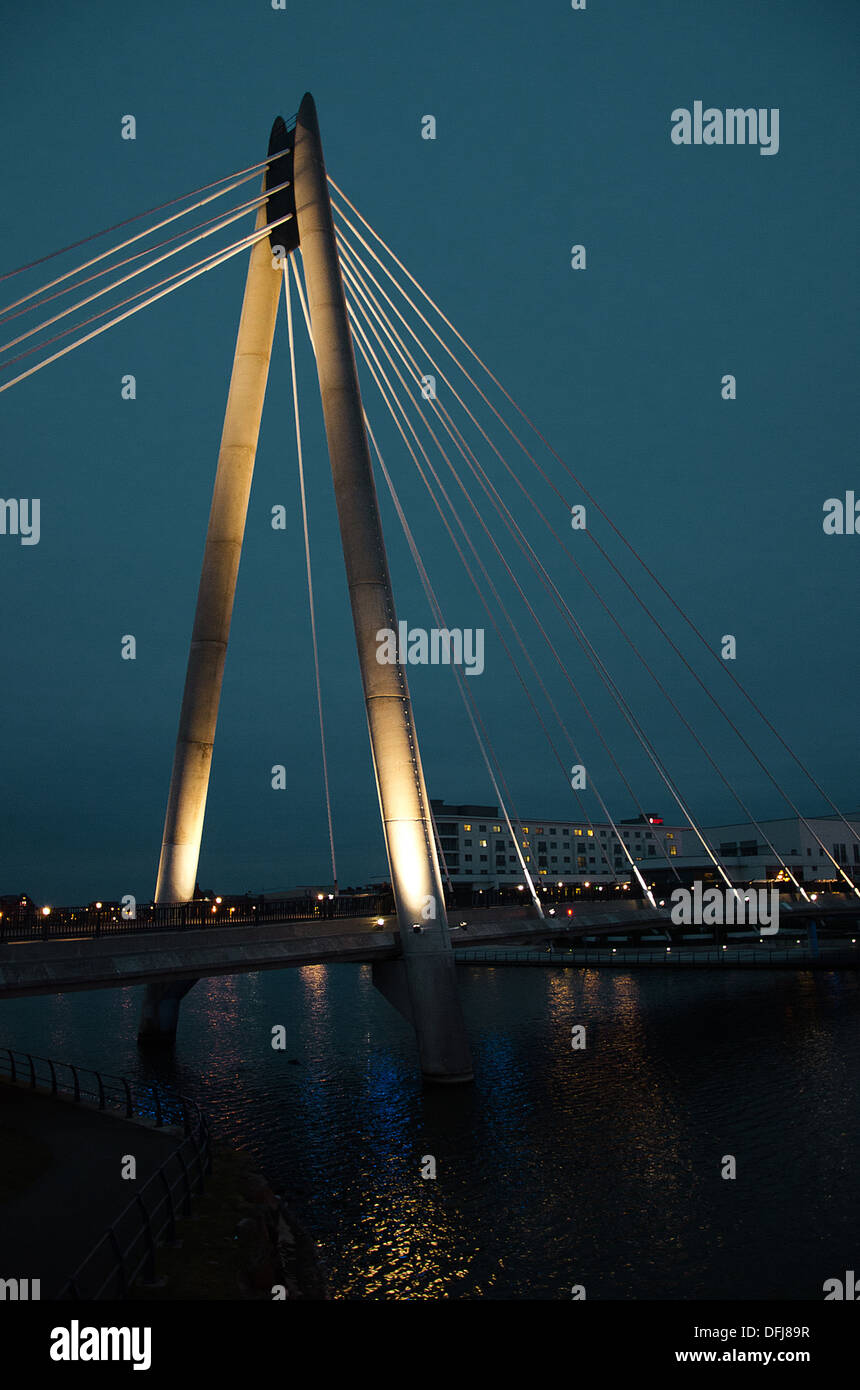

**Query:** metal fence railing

left=0, top=893, right=395, bottom=942
left=0, top=1047, right=195, bottom=1130
left=455, top=945, right=860, bottom=968
left=58, top=1114, right=211, bottom=1300
left=2, top=894, right=857, bottom=945
left=0, top=1046, right=210, bottom=1299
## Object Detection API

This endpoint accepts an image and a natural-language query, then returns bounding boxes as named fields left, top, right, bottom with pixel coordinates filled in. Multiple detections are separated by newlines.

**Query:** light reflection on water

left=4, top=964, right=860, bottom=1299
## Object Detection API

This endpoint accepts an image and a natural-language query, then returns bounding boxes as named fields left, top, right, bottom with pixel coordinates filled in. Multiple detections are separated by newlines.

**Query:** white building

left=429, top=802, right=860, bottom=891
left=680, top=814, right=860, bottom=886
left=430, top=800, right=683, bottom=888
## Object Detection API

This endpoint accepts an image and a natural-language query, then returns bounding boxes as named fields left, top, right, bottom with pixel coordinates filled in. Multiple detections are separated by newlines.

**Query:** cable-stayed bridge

left=2, top=94, right=858, bottom=1084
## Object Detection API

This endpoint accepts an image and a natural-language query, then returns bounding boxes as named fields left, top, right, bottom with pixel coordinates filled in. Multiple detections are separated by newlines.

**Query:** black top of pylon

left=268, top=116, right=290, bottom=157
left=265, top=115, right=298, bottom=254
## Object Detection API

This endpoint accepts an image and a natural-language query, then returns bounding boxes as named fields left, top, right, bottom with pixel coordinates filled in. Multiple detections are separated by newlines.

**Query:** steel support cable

left=341, top=258, right=714, bottom=891
left=344, top=283, right=658, bottom=903
left=289, top=251, right=459, bottom=899
left=293, top=250, right=472, bottom=906
left=0, top=208, right=295, bottom=376
left=427, top=800, right=455, bottom=898
left=0, top=164, right=285, bottom=318
left=337, top=239, right=622, bottom=872
left=361, top=411, right=544, bottom=918
left=347, top=290, right=610, bottom=857
left=289, top=255, right=314, bottom=352
left=349, top=306, right=624, bottom=890
left=340, top=266, right=622, bottom=880
left=329, top=183, right=860, bottom=859
left=370, top=415, right=543, bottom=916
left=333, top=217, right=858, bottom=894
left=283, top=265, right=338, bottom=893
left=295, top=243, right=619, bottom=884
left=0, top=182, right=292, bottom=330
left=352, top=336, right=636, bottom=906
left=336, top=214, right=746, bottom=860
left=338, top=237, right=809, bottom=902
left=0, top=178, right=294, bottom=358
left=344, top=277, right=675, bottom=896
left=0, top=212, right=295, bottom=395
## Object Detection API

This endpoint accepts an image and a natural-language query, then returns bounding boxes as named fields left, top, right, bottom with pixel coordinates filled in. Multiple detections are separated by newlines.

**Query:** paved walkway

left=0, top=1081, right=179, bottom=1297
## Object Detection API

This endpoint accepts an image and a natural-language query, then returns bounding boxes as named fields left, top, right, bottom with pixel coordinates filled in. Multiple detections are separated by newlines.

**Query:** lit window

left=522, top=826, right=529, bottom=834
left=479, top=839, right=487, bottom=847
left=575, top=828, right=582, bottom=836
left=587, top=829, right=594, bottom=836
left=492, top=824, right=501, bottom=832
left=463, top=823, right=471, bottom=832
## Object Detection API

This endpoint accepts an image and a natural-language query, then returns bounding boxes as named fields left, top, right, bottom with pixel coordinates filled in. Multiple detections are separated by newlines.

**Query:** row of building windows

left=716, top=841, right=860, bottom=866
left=437, top=821, right=669, bottom=842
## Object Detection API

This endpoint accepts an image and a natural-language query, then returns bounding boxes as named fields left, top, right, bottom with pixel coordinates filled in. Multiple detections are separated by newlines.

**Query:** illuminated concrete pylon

left=293, top=93, right=473, bottom=1083
left=141, top=102, right=472, bottom=1081
left=139, top=142, right=288, bottom=1042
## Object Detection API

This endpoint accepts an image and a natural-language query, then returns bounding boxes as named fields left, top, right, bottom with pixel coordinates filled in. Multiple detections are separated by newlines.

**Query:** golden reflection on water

left=338, top=1169, right=481, bottom=1299
left=541, top=962, right=688, bottom=1196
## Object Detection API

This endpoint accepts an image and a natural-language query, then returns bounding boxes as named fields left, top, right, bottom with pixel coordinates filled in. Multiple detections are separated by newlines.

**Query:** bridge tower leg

left=292, top=93, right=473, bottom=1083
left=139, top=164, right=285, bottom=1044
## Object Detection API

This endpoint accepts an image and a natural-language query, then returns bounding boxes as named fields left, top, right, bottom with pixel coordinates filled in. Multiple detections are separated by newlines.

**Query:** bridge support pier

left=293, top=93, right=473, bottom=1084
left=138, top=980, right=197, bottom=1045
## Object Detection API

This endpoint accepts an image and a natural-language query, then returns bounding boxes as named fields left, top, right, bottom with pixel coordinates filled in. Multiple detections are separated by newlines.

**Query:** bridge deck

left=0, top=901, right=855, bottom=1000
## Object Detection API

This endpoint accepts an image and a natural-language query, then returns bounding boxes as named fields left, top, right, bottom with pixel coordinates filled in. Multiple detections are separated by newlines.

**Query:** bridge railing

left=0, top=893, right=396, bottom=942
left=58, top=1108, right=211, bottom=1300
left=456, top=944, right=859, bottom=967
left=0, top=1046, right=198, bottom=1131
left=0, top=1043, right=212, bottom=1299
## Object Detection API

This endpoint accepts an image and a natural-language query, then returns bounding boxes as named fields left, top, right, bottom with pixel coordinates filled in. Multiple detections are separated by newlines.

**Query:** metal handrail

left=0, top=1043, right=211, bottom=1299
left=0, top=1046, right=198, bottom=1132
left=0, top=892, right=396, bottom=942
left=59, top=1109, right=211, bottom=1300
left=2, top=891, right=856, bottom=944
left=455, top=944, right=859, bottom=967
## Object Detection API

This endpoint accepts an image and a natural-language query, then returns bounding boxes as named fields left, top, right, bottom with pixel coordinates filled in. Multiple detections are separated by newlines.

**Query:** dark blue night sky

left=1, top=0, right=857, bottom=903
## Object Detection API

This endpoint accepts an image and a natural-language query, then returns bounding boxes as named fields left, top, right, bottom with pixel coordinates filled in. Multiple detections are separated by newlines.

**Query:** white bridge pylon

left=141, top=94, right=473, bottom=1085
